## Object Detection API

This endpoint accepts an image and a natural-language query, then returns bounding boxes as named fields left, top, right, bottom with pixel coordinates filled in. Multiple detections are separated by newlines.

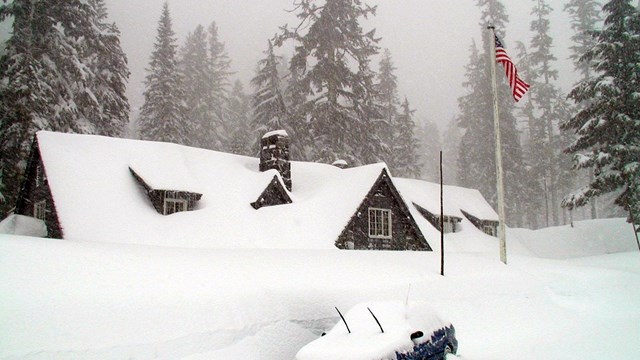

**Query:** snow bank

left=1, top=217, right=639, bottom=360
left=0, top=214, right=47, bottom=237
left=508, top=218, right=638, bottom=258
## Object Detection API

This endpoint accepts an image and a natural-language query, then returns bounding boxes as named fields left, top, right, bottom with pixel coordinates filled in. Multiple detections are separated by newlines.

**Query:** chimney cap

left=262, top=129, right=288, bottom=139
left=332, top=159, right=348, bottom=169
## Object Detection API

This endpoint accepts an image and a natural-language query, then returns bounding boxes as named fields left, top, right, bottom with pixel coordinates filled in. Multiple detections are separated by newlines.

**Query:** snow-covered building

left=12, top=131, right=497, bottom=249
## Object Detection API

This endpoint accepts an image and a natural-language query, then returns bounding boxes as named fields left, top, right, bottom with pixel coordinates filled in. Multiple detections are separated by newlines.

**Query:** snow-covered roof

left=394, top=178, right=498, bottom=222
left=35, top=131, right=392, bottom=248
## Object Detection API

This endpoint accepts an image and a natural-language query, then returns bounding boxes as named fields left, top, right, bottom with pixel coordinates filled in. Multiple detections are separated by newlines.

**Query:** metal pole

left=629, top=207, right=640, bottom=252
left=488, top=26, right=507, bottom=265
left=440, top=150, right=444, bottom=276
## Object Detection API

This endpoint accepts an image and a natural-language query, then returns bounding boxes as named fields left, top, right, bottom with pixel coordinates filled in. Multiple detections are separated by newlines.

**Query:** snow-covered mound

left=508, top=218, right=638, bottom=258
left=0, top=214, right=47, bottom=237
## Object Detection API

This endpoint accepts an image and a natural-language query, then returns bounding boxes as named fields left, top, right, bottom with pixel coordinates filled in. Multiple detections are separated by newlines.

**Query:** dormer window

left=368, top=208, right=392, bottom=239
left=163, top=191, right=187, bottom=215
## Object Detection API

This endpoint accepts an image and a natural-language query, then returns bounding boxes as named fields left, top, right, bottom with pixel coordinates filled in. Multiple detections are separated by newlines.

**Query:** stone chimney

left=259, top=130, right=291, bottom=191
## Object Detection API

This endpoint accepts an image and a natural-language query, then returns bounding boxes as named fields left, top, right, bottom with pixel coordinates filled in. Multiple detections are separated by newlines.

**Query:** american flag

left=495, top=36, right=530, bottom=102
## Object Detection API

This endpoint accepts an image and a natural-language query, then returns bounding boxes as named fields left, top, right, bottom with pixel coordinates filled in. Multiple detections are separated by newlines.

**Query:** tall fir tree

left=416, top=118, right=441, bottom=182
left=456, top=0, right=528, bottom=226
left=393, top=98, right=421, bottom=178
left=275, top=0, right=383, bottom=166
left=138, top=2, right=189, bottom=144
left=206, top=21, right=232, bottom=150
left=180, top=25, right=214, bottom=148
left=565, top=0, right=603, bottom=219
left=87, top=0, right=130, bottom=137
left=226, top=80, right=253, bottom=156
left=0, top=0, right=129, bottom=216
left=441, top=117, right=461, bottom=185
left=561, top=0, right=640, bottom=227
left=528, top=0, right=565, bottom=226
left=514, top=41, right=545, bottom=228
left=375, top=49, right=399, bottom=169
left=251, top=40, right=289, bottom=144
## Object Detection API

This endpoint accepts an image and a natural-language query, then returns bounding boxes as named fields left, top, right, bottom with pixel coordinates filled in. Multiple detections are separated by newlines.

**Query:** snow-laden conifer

left=251, top=40, right=288, bottom=144
left=275, top=0, right=384, bottom=166
left=0, top=0, right=129, bottom=216
left=138, top=2, right=189, bottom=144
left=562, top=0, right=640, bottom=226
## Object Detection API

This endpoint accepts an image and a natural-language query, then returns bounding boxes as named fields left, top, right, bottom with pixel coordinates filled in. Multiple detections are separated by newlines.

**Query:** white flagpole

left=488, top=25, right=507, bottom=265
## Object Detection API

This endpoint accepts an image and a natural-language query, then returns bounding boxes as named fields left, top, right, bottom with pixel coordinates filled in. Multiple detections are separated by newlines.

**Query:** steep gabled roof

left=34, top=131, right=391, bottom=248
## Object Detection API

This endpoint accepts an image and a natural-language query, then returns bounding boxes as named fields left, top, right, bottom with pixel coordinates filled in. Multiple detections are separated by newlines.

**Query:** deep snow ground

left=1, top=218, right=639, bottom=359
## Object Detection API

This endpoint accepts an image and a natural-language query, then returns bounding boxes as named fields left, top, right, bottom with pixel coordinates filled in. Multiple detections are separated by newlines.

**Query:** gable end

left=336, top=169, right=431, bottom=251
left=251, top=175, right=293, bottom=210
left=15, top=137, right=63, bottom=238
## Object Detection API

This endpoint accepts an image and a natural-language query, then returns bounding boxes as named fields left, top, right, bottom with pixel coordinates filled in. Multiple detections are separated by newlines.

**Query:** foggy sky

left=2, top=0, right=579, bottom=131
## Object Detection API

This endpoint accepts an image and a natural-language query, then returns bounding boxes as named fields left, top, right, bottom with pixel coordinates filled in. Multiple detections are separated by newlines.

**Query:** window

left=368, top=208, right=392, bottom=239
left=34, top=200, right=46, bottom=220
left=163, top=191, right=187, bottom=215
left=483, top=225, right=496, bottom=236
left=35, top=164, right=46, bottom=187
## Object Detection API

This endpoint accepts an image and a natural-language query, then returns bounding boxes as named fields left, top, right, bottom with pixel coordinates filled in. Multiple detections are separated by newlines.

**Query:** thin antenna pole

left=335, top=307, right=351, bottom=333
left=440, top=150, right=445, bottom=276
left=367, top=307, right=384, bottom=333
left=488, top=25, right=507, bottom=265
left=629, top=207, right=640, bottom=252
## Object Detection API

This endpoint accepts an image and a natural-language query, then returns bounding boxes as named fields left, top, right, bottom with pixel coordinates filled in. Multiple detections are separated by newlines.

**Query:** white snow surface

left=1, top=217, right=639, bottom=359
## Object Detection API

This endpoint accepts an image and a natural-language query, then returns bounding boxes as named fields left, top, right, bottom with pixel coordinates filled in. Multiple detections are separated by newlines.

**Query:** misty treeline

left=0, top=0, right=638, bottom=232
left=137, top=1, right=422, bottom=177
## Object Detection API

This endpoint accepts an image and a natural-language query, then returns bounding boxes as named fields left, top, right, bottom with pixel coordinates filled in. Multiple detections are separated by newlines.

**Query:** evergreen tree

left=251, top=40, right=288, bottom=142
left=0, top=0, right=128, bottom=216
left=565, top=0, right=603, bottom=219
left=226, top=80, right=253, bottom=156
left=528, top=0, right=565, bottom=226
left=205, top=21, right=232, bottom=150
left=375, top=49, right=399, bottom=169
left=514, top=41, right=545, bottom=228
left=180, top=25, right=215, bottom=148
left=275, top=0, right=383, bottom=166
left=441, top=117, right=461, bottom=185
left=393, top=98, right=421, bottom=178
left=138, top=2, right=189, bottom=144
left=416, top=118, right=441, bottom=182
left=561, top=0, right=640, bottom=227
left=87, top=0, right=130, bottom=137
left=456, top=0, right=528, bottom=226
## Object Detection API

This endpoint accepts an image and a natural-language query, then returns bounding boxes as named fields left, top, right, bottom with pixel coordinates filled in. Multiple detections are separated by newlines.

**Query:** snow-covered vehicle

left=296, top=301, right=458, bottom=360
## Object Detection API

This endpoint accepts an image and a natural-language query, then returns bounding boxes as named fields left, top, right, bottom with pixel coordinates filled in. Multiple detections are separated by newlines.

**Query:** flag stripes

left=495, top=36, right=530, bottom=102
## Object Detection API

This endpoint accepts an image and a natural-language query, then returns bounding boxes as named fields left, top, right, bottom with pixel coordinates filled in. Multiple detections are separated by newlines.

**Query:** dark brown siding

left=412, top=203, right=461, bottom=233
left=336, top=169, right=431, bottom=251
left=15, top=142, right=63, bottom=238
left=251, top=175, right=292, bottom=209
